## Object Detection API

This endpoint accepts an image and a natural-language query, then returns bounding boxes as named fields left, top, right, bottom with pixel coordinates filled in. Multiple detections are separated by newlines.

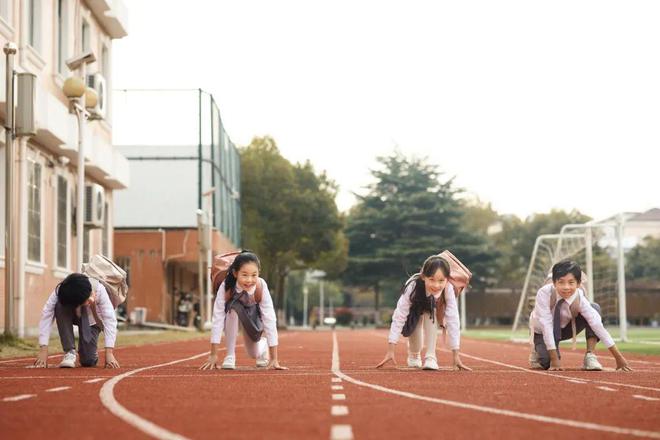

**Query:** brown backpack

left=210, top=252, right=263, bottom=303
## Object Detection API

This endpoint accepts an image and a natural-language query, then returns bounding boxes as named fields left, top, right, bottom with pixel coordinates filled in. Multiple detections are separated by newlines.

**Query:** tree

left=344, top=152, right=493, bottom=316
left=240, top=136, right=346, bottom=316
left=626, top=236, right=660, bottom=282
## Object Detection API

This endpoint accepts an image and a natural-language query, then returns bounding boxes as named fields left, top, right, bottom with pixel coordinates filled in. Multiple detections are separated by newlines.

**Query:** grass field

left=463, top=326, right=660, bottom=355
left=0, top=329, right=208, bottom=360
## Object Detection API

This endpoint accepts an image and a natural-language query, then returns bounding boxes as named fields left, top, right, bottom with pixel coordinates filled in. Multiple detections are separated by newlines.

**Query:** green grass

left=463, top=326, right=660, bottom=356
left=0, top=329, right=209, bottom=360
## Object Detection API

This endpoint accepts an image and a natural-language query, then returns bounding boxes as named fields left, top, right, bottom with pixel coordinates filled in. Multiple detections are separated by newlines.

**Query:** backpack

left=82, top=254, right=128, bottom=309
left=210, top=251, right=264, bottom=303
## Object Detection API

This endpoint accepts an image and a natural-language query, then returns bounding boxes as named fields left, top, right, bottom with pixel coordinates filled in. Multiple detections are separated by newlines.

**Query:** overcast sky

left=113, top=1, right=660, bottom=220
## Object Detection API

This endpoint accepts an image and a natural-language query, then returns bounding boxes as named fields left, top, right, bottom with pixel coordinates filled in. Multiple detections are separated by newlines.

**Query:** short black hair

left=57, top=273, right=92, bottom=307
left=552, top=259, right=582, bottom=283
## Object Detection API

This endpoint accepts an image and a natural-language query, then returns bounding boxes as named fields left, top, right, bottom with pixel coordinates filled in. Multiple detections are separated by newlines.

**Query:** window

left=0, top=0, right=11, bottom=22
left=27, top=0, right=41, bottom=52
left=56, top=175, right=68, bottom=268
left=56, top=0, right=69, bottom=74
left=27, top=159, right=42, bottom=262
left=81, top=19, right=90, bottom=52
left=102, top=202, right=109, bottom=255
left=83, top=227, right=90, bottom=264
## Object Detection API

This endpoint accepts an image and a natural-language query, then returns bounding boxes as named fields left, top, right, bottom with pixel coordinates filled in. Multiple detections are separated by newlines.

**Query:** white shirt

left=38, top=283, right=118, bottom=348
left=210, top=278, right=278, bottom=347
left=530, top=284, right=615, bottom=350
left=388, top=281, right=461, bottom=350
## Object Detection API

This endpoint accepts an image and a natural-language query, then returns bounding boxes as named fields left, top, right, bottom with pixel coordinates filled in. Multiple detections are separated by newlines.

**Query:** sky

left=112, top=0, right=660, bottom=221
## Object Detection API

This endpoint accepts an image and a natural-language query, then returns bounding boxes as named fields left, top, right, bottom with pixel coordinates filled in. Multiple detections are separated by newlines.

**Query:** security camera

left=66, top=51, right=96, bottom=71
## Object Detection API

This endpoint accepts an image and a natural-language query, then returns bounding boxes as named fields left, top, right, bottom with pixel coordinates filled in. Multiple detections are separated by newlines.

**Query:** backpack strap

left=85, top=277, right=105, bottom=331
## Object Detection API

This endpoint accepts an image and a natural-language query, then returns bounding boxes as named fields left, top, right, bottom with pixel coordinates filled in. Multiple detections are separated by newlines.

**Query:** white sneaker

left=221, top=355, right=236, bottom=370
left=59, top=351, right=76, bottom=368
left=422, top=357, right=439, bottom=371
left=583, top=352, right=603, bottom=371
left=407, top=355, right=422, bottom=368
left=529, top=350, right=543, bottom=369
left=256, top=349, right=269, bottom=368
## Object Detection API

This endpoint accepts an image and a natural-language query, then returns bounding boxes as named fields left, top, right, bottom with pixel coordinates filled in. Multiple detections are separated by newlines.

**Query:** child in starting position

left=377, top=255, right=471, bottom=371
left=529, top=259, right=631, bottom=371
left=200, top=251, right=286, bottom=370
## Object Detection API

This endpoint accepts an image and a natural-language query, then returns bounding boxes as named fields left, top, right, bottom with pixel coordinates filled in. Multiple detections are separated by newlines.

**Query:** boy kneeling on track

left=34, top=273, right=120, bottom=369
left=529, top=259, right=631, bottom=372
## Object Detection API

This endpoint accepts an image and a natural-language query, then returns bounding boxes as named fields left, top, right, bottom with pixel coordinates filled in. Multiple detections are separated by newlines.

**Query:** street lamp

left=63, top=51, right=96, bottom=270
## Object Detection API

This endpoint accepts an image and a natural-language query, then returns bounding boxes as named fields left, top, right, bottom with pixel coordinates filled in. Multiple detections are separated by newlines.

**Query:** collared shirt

left=388, top=281, right=461, bottom=350
left=530, top=284, right=615, bottom=350
left=210, top=278, right=278, bottom=347
left=38, top=283, right=118, bottom=348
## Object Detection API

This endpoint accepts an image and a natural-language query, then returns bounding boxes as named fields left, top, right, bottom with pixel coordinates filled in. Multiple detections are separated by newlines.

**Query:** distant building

left=113, top=90, right=240, bottom=324
left=1, top=0, right=128, bottom=336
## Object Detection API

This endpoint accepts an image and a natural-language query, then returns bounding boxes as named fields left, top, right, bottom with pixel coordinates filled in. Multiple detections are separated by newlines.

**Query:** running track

left=1, top=330, right=659, bottom=439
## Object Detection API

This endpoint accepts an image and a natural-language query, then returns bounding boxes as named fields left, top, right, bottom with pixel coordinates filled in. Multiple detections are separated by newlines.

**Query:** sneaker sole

left=59, top=364, right=75, bottom=368
left=422, top=366, right=439, bottom=371
left=222, top=365, right=236, bottom=370
left=584, top=366, right=603, bottom=371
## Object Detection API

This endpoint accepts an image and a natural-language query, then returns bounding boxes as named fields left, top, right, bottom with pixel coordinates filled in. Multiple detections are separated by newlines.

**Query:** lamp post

left=62, top=51, right=96, bottom=270
left=202, top=187, right=215, bottom=329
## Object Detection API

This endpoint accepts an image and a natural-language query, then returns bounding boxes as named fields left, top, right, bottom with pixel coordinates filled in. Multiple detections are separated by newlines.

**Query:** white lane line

left=330, top=424, right=354, bottom=440
left=633, top=395, right=660, bottom=402
left=566, top=379, right=587, bottom=384
left=338, top=332, right=660, bottom=439
left=331, top=405, right=349, bottom=416
left=2, top=394, right=36, bottom=402
left=332, top=385, right=344, bottom=391
left=332, top=394, right=346, bottom=401
left=452, top=350, right=660, bottom=394
left=100, top=351, right=210, bottom=440
left=84, top=378, right=106, bottom=384
left=597, top=386, right=617, bottom=392
left=332, top=377, right=342, bottom=383
left=45, top=386, right=71, bottom=392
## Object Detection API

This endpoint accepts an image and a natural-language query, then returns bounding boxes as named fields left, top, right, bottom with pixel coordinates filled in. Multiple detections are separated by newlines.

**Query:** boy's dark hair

left=552, top=259, right=582, bottom=283
left=57, top=273, right=92, bottom=307
left=225, top=250, right=261, bottom=292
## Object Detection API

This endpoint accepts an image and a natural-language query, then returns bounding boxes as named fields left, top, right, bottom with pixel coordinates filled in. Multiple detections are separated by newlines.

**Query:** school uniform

left=38, top=283, right=118, bottom=367
left=530, top=284, right=614, bottom=370
left=210, top=278, right=278, bottom=361
left=389, top=281, right=461, bottom=362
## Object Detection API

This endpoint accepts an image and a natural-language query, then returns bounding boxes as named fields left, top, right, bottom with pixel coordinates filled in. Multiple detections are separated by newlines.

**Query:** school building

left=112, top=89, right=241, bottom=325
left=0, top=0, right=128, bottom=337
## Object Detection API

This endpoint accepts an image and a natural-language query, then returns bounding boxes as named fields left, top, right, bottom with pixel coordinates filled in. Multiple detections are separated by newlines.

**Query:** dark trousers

left=534, top=302, right=601, bottom=370
left=55, top=302, right=102, bottom=367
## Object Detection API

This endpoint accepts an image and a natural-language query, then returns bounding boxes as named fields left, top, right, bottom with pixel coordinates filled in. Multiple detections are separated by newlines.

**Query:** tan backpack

left=210, top=252, right=263, bottom=303
left=82, top=254, right=128, bottom=309
left=434, top=250, right=472, bottom=327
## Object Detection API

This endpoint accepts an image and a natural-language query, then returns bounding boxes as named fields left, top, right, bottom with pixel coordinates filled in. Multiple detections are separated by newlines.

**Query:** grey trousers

left=534, top=302, right=602, bottom=370
left=55, top=302, right=102, bottom=367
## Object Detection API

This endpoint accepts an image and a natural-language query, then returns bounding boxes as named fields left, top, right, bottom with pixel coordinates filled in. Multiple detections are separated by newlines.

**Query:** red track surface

left=1, top=330, right=659, bottom=439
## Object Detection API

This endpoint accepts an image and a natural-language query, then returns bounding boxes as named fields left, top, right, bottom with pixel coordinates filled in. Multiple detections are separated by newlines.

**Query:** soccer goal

left=511, top=215, right=629, bottom=341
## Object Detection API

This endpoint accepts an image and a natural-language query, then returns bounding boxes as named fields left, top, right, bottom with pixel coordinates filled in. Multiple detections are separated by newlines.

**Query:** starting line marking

left=332, top=385, right=344, bottom=391
left=84, top=378, right=107, bottom=384
left=332, top=394, right=346, bottom=401
left=330, top=424, right=354, bottom=440
left=337, top=332, right=660, bottom=439
left=2, top=394, right=36, bottom=402
left=45, top=386, right=71, bottom=393
left=633, top=395, right=660, bottom=402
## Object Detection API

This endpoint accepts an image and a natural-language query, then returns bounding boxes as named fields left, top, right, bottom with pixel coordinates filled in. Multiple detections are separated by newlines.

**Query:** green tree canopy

left=240, top=136, right=347, bottom=312
left=344, top=152, right=493, bottom=312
